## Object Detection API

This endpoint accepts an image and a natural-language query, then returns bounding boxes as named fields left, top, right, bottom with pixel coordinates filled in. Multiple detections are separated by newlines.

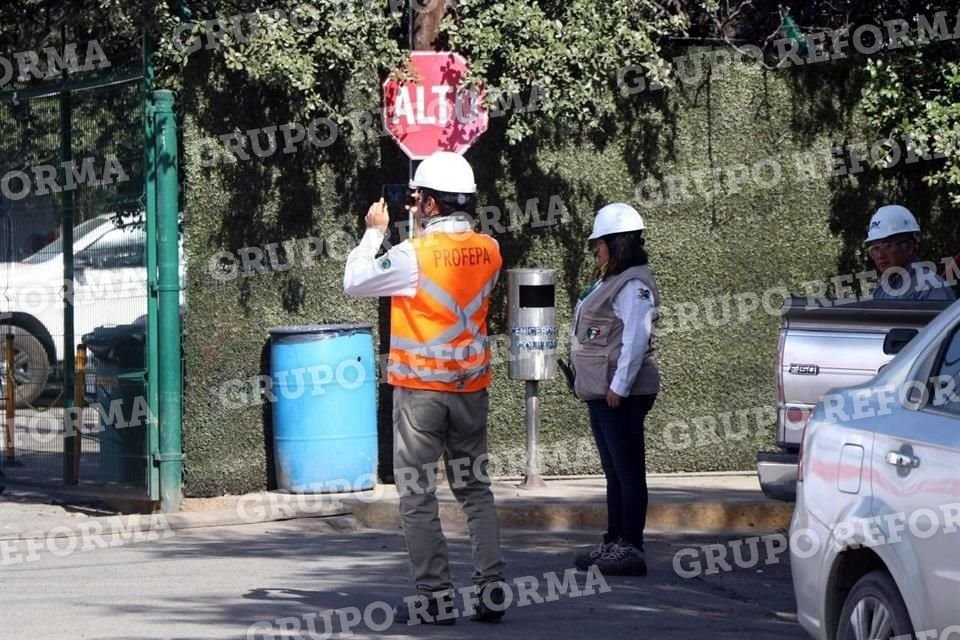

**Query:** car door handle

left=886, top=451, right=920, bottom=468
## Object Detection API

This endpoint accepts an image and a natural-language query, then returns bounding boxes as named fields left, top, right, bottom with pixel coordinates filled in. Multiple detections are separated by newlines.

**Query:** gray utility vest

left=570, top=265, right=661, bottom=401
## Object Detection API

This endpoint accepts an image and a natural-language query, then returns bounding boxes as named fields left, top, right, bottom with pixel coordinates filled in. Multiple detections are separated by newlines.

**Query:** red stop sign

left=382, top=52, right=488, bottom=160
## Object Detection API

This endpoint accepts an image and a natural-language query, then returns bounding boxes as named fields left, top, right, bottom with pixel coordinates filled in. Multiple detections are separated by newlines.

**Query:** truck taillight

left=786, top=407, right=810, bottom=426
left=776, top=330, right=786, bottom=405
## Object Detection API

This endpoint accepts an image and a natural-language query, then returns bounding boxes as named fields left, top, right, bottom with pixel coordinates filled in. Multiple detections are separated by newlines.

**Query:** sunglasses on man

left=867, top=238, right=911, bottom=255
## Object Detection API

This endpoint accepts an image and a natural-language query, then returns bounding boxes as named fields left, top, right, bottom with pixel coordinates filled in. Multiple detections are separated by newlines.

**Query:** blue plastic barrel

left=269, top=324, right=377, bottom=493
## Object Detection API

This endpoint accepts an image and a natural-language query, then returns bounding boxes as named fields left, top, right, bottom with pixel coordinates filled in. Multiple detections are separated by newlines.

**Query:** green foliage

left=0, top=1, right=687, bottom=151
left=0, top=1, right=148, bottom=226
left=862, top=50, right=960, bottom=204
left=151, top=0, right=688, bottom=146
left=442, top=1, right=687, bottom=143
left=683, top=0, right=960, bottom=205
left=0, top=0, right=159, bottom=67
left=157, top=2, right=406, bottom=121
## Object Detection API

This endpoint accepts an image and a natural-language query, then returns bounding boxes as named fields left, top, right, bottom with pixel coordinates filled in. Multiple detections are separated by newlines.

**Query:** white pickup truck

left=0, top=214, right=151, bottom=406
left=757, top=295, right=954, bottom=501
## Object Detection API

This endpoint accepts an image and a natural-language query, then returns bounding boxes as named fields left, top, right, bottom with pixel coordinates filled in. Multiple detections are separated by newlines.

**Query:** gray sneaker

left=594, top=543, right=647, bottom=576
left=574, top=540, right=617, bottom=570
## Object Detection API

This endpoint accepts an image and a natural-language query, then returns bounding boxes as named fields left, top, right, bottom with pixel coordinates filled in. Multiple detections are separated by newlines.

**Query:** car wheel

left=0, top=328, right=51, bottom=408
left=836, top=570, right=913, bottom=640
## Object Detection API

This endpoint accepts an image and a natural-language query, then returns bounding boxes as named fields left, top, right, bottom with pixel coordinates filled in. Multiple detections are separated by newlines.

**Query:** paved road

left=1, top=517, right=806, bottom=639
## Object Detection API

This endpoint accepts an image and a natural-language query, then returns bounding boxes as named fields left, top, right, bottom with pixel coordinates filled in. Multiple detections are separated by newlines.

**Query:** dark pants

left=587, top=394, right=656, bottom=550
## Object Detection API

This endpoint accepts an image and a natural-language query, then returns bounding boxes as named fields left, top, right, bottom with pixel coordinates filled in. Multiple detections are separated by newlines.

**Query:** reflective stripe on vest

left=388, top=231, right=501, bottom=392
left=389, top=274, right=498, bottom=356
left=387, top=362, right=491, bottom=384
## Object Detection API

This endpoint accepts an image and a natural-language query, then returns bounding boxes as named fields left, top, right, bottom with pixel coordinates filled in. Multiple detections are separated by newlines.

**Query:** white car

left=790, top=298, right=960, bottom=640
left=0, top=214, right=158, bottom=406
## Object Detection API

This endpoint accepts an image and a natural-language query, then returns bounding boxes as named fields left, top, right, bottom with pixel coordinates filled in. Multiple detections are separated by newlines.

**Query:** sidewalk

left=0, top=472, right=792, bottom=541
left=349, top=472, right=793, bottom=534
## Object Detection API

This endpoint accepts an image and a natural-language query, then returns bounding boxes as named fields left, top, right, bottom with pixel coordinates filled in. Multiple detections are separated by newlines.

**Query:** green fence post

left=153, top=90, right=183, bottom=512
left=143, top=33, right=160, bottom=503
left=61, top=80, right=76, bottom=485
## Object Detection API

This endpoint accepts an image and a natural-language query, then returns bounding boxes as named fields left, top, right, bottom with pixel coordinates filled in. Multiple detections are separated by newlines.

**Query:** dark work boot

left=594, top=543, right=647, bottom=576
left=471, top=581, right=508, bottom=623
left=393, top=591, right=457, bottom=626
left=574, top=538, right=620, bottom=570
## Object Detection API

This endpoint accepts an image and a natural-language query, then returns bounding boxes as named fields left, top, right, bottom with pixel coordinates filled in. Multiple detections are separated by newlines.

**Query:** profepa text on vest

left=431, top=247, right=494, bottom=268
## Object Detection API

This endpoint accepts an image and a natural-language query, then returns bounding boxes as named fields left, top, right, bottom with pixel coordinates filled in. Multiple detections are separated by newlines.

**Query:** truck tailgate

left=776, top=298, right=950, bottom=448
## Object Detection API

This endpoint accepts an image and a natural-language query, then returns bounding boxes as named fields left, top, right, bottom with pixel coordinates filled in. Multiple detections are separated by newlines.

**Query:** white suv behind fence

left=0, top=214, right=182, bottom=406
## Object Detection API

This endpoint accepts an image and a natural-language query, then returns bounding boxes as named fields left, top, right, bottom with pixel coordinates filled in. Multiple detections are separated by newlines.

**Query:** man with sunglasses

left=865, top=205, right=956, bottom=301
left=343, top=151, right=507, bottom=625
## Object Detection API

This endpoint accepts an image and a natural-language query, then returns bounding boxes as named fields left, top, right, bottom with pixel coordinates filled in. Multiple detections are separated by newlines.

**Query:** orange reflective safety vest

left=388, top=230, right=502, bottom=392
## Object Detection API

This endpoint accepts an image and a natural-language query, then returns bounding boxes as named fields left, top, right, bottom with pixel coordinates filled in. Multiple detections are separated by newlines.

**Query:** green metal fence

left=0, top=58, right=164, bottom=505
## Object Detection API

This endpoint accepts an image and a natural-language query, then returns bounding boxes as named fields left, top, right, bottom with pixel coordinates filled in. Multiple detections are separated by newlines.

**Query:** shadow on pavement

left=6, top=522, right=808, bottom=639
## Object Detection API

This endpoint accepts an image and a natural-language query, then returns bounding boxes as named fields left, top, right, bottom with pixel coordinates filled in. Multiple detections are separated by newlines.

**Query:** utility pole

left=413, top=0, right=448, bottom=50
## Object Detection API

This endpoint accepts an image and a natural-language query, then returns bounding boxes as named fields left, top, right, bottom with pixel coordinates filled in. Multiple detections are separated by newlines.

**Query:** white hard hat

left=865, top=204, right=920, bottom=244
left=588, top=202, right=646, bottom=240
left=409, top=151, right=476, bottom=194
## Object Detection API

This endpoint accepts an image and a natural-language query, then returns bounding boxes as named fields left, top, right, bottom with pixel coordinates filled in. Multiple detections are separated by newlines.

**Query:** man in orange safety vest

left=343, top=151, right=507, bottom=625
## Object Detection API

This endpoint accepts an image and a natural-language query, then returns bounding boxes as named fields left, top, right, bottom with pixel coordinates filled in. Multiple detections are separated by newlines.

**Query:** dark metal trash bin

left=82, top=324, right=147, bottom=487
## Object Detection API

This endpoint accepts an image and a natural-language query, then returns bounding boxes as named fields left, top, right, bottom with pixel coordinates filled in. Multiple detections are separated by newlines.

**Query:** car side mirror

left=884, top=328, right=918, bottom=355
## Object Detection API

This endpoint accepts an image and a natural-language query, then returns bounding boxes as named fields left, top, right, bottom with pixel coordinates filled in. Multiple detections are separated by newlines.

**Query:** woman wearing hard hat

left=568, top=202, right=660, bottom=576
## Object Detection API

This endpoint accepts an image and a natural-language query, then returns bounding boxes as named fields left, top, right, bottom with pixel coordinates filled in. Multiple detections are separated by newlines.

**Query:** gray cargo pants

left=392, top=386, right=506, bottom=593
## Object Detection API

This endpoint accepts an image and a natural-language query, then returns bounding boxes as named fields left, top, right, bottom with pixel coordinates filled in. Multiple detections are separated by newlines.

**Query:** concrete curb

left=1, top=492, right=356, bottom=541
left=348, top=497, right=794, bottom=534
left=2, top=477, right=793, bottom=540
